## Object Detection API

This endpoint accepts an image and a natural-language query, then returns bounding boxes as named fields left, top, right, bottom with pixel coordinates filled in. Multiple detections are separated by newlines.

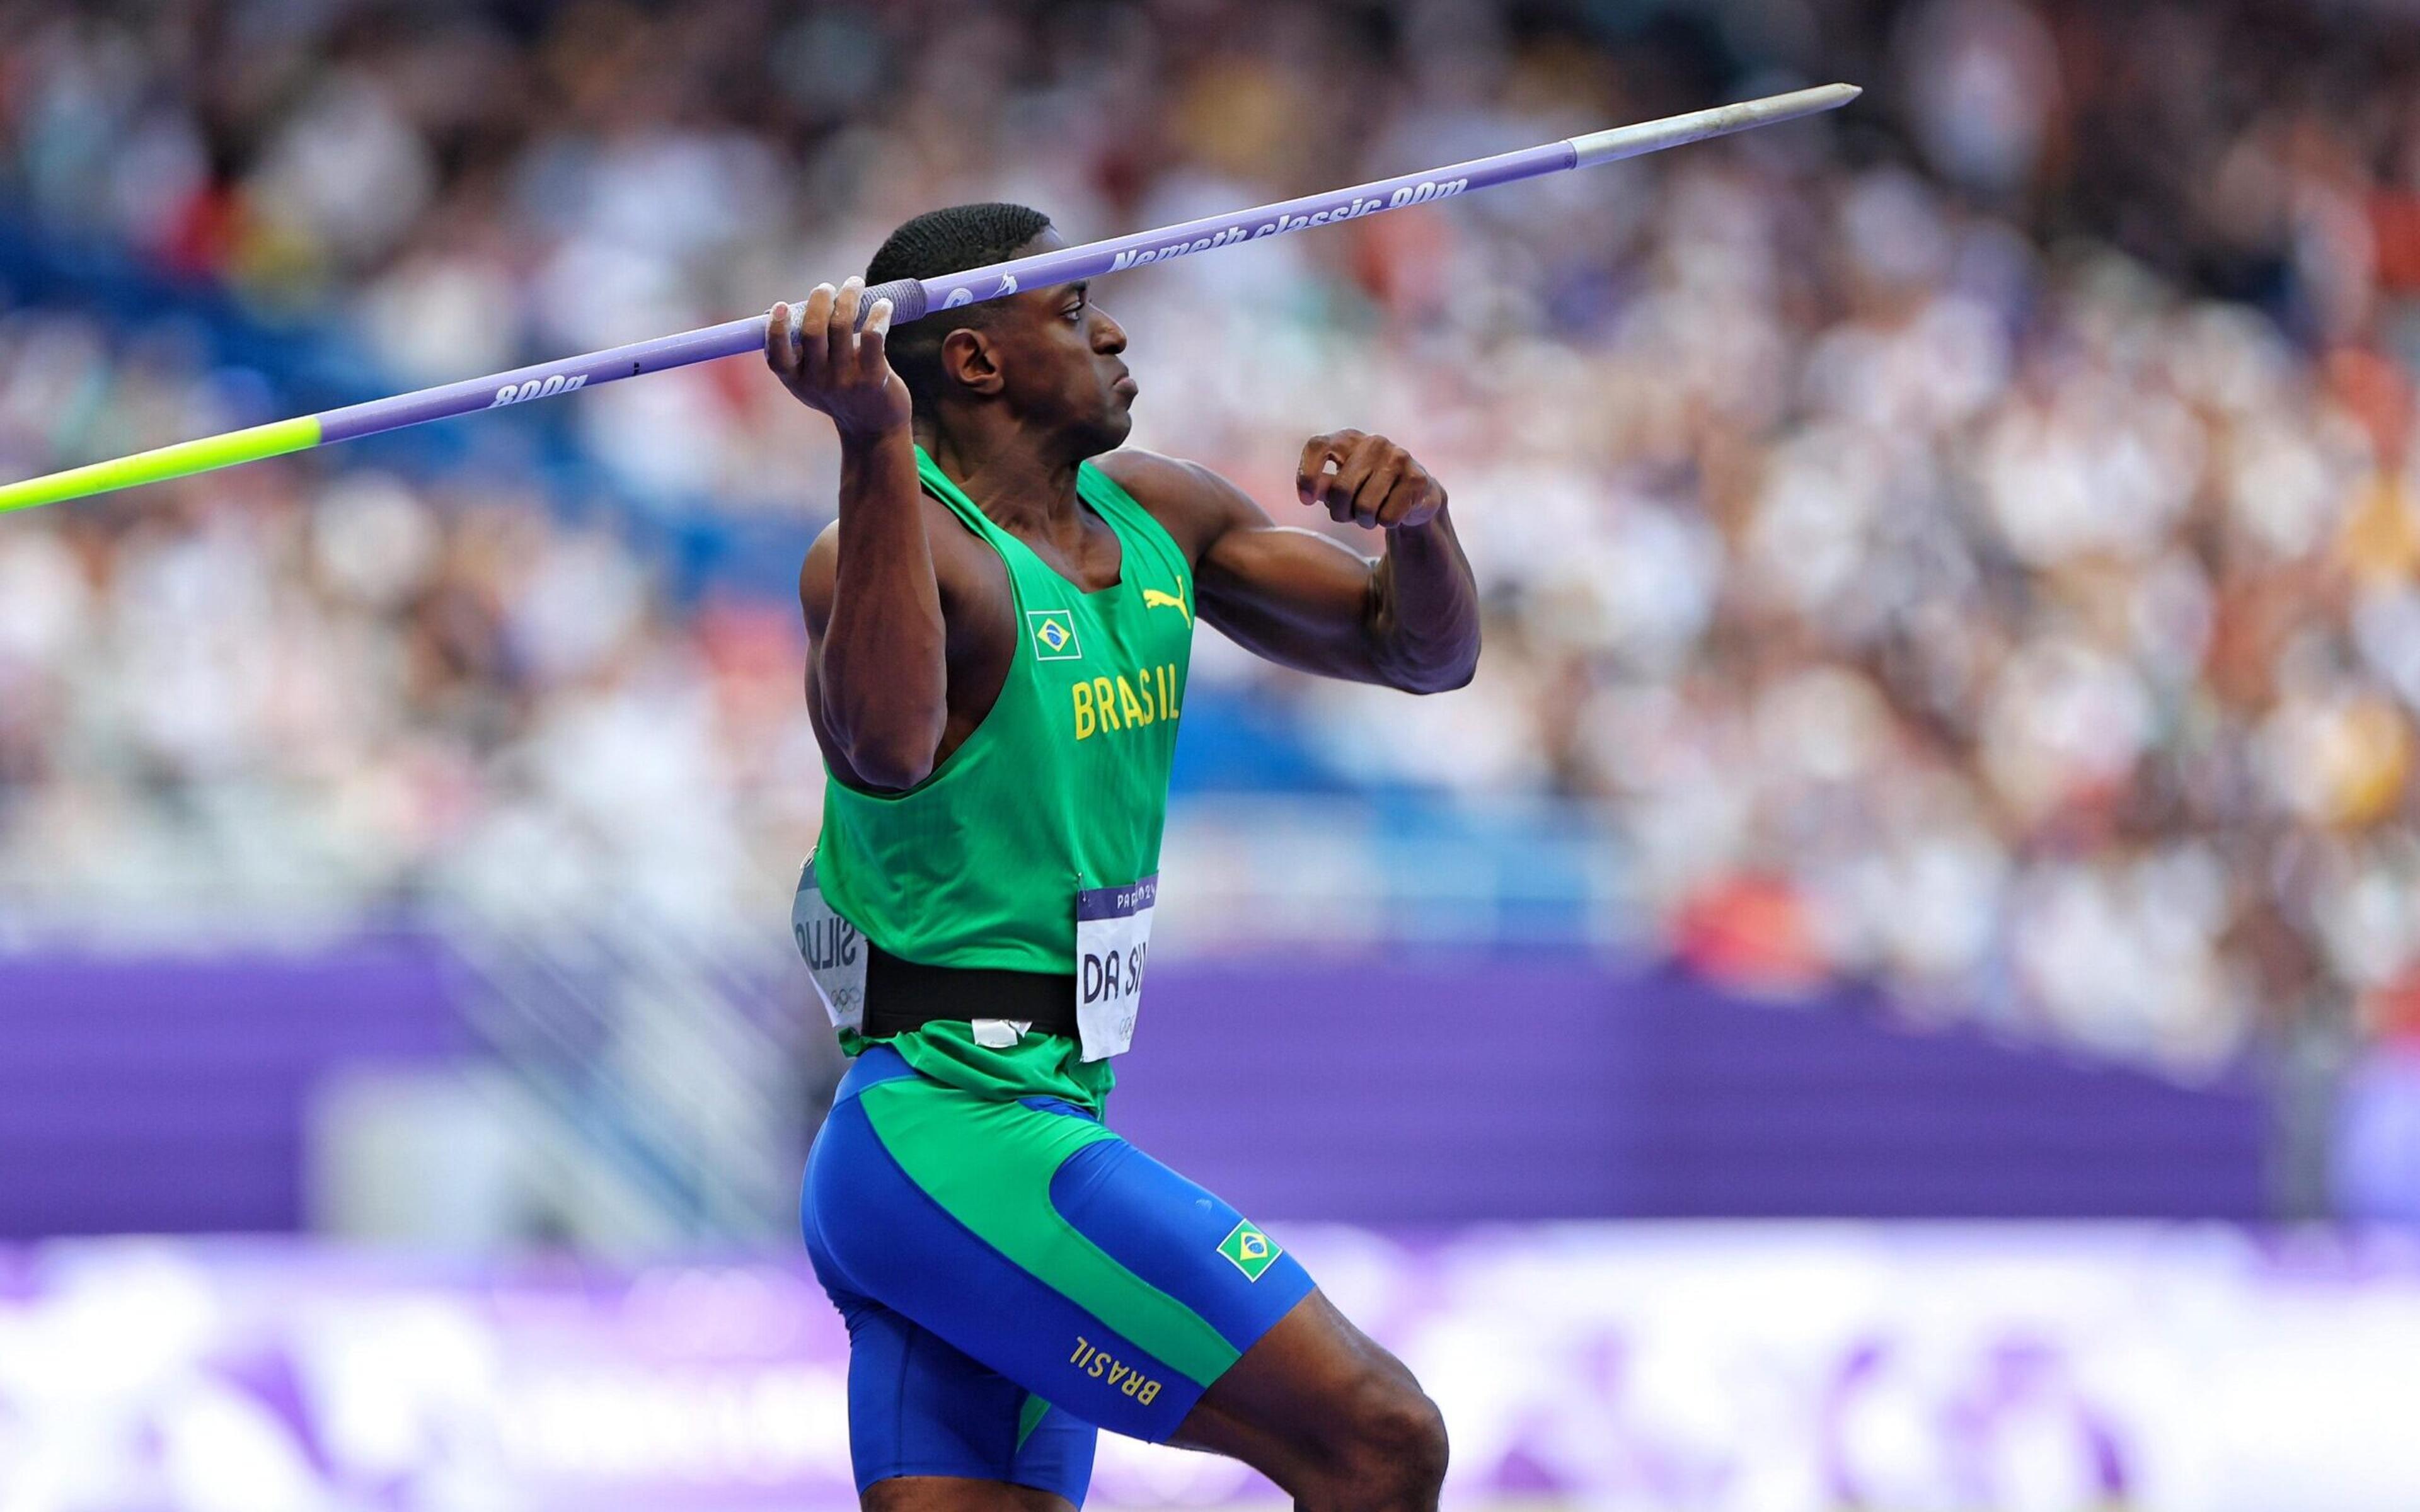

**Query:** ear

left=938, top=326, right=1004, bottom=398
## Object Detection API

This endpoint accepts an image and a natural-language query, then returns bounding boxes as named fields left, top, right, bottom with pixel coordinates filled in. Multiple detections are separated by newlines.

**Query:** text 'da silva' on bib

left=1075, top=873, right=1156, bottom=1062
left=792, top=856, right=867, bottom=1033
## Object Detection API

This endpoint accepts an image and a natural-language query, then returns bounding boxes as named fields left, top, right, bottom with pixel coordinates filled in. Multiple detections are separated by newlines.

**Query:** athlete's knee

left=1318, top=1368, right=1448, bottom=1508
left=1350, top=1383, right=1449, bottom=1492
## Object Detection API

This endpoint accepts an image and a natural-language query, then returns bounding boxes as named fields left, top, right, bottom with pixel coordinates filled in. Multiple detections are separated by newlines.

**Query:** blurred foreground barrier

left=0, top=1227, right=2413, bottom=1510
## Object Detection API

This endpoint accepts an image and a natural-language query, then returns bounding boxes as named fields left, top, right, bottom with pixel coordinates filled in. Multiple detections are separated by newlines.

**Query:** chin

left=1073, top=408, right=1134, bottom=458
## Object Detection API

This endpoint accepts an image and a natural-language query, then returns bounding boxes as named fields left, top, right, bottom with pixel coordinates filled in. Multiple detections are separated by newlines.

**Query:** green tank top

left=815, top=446, right=1194, bottom=1109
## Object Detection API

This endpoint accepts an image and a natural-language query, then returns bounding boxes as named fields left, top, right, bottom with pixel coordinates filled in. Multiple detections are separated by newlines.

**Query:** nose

left=1092, top=308, right=1127, bottom=354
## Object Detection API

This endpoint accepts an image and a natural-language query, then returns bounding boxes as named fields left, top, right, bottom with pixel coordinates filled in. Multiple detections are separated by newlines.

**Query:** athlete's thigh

left=808, top=1054, right=1098, bottom=1502
left=809, top=1051, right=1315, bottom=1443
left=1167, top=1287, right=1427, bottom=1480
left=826, top=1289, right=1097, bottom=1503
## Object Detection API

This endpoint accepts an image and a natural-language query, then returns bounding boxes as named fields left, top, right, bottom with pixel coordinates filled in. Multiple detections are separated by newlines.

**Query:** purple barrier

left=0, top=942, right=2269, bottom=1237
left=1108, top=958, right=2269, bottom=1222
left=0, top=939, right=465, bottom=1237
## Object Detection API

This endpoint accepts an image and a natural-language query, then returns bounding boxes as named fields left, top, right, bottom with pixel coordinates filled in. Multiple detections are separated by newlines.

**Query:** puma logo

left=1142, top=588, right=1190, bottom=624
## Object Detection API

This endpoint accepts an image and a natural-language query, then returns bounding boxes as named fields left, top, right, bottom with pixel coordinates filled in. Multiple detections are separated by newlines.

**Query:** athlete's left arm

left=1101, top=433, right=1480, bottom=692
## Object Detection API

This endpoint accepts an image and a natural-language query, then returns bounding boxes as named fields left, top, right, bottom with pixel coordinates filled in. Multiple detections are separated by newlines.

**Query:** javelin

left=0, top=83, right=1857, bottom=515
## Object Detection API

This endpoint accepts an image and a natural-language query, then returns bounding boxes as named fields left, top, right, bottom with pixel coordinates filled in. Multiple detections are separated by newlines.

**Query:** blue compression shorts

left=802, top=1045, right=1317, bottom=1503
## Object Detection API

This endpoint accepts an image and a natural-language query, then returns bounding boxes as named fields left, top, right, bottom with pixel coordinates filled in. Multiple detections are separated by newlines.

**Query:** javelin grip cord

left=0, top=83, right=1856, bottom=514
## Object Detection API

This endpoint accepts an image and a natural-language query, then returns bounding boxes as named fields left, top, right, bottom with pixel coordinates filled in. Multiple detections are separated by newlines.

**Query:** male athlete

left=774, top=203, right=1479, bottom=1512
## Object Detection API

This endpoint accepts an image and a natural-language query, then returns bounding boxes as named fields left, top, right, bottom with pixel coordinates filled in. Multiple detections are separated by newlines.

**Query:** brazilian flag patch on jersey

left=1218, top=1219, right=1280, bottom=1281
left=1028, top=608, right=1082, bottom=661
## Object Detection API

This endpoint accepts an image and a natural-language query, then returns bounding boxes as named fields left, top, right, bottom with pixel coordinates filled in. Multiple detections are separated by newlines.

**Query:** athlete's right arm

left=768, top=279, right=948, bottom=791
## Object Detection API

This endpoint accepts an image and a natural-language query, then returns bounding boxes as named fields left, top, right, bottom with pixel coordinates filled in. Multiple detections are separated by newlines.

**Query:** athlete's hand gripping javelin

left=766, top=277, right=911, bottom=440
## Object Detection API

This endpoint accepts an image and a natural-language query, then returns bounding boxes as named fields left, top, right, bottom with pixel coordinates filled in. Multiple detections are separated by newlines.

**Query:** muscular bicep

left=1196, top=508, right=1397, bottom=685
left=1106, top=447, right=1391, bottom=682
left=799, top=495, right=1006, bottom=791
left=798, top=522, right=840, bottom=643
left=800, top=490, right=995, bottom=651
left=797, top=522, right=861, bottom=767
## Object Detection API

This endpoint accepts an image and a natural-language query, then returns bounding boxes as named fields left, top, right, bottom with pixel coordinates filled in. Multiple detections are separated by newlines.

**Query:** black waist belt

left=863, top=942, right=1080, bottom=1039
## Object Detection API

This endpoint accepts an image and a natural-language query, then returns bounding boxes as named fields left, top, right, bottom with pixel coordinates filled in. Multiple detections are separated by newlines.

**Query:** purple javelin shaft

left=318, top=144, right=1568, bottom=444
left=313, top=84, right=1855, bottom=445
left=875, top=140, right=1574, bottom=327
left=319, top=315, right=764, bottom=442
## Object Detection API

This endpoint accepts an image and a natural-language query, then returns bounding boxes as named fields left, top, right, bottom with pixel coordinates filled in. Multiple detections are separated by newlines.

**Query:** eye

left=1064, top=294, right=1087, bottom=321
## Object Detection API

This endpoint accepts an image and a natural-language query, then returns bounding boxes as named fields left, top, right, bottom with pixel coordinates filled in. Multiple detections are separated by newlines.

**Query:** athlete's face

left=970, top=227, right=1136, bottom=455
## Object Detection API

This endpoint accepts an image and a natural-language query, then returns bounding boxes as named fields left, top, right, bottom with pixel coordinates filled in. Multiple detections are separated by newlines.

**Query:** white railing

left=435, top=898, right=830, bottom=1252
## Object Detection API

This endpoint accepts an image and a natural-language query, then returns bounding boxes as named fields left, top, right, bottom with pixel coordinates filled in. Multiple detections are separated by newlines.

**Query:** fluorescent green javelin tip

left=0, top=415, right=323, bottom=514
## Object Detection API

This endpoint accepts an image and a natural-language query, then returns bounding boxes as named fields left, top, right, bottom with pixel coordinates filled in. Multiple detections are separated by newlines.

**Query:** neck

left=914, top=410, right=1086, bottom=534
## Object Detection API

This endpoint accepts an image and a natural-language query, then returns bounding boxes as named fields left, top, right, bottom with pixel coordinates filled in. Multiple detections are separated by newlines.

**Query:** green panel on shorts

left=1017, top=1392, right=1051, bottom=1450
left=860, top=1077, right=1242, bottom=1388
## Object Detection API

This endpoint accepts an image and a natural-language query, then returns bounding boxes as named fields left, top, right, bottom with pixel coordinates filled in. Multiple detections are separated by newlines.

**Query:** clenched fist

left=1296, top=430, right=1446, bottom=531
left=766, top=277, right=912, bottom=440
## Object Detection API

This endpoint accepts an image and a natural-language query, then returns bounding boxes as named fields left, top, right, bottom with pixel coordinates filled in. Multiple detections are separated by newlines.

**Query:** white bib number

left=791, top=856, right=866, bottom=1033
left=1075, top=874, right=1156, bottom=1062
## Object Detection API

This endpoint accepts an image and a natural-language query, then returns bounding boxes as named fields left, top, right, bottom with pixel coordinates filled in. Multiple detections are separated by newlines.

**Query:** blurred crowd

left=3, top=0, right=2419, bottom=1081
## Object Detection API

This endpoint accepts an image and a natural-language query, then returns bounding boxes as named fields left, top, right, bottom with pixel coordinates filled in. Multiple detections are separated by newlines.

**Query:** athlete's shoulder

left=1095, top=449, right=1264, bottom=563
left=1095, top=446, right=1235, bottom=506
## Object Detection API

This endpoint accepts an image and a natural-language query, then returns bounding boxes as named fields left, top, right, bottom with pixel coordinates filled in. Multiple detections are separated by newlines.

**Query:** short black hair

left=868, top=202, right=1052, bottom=413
